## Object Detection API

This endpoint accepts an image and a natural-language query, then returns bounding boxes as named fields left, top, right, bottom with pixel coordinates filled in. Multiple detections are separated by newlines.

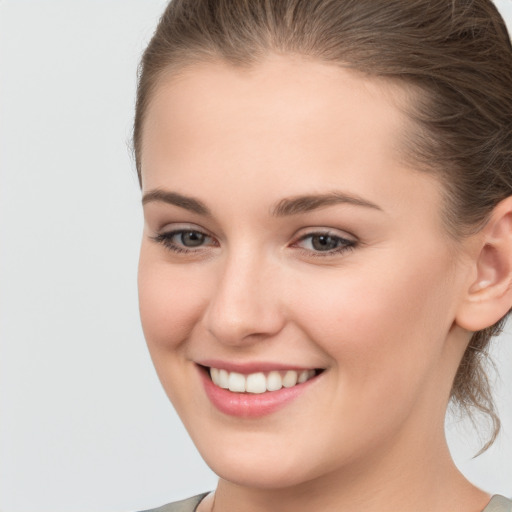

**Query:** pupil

left=312, top=235, right=338, bottom=251
left=181, top=231, right=205, bottom=247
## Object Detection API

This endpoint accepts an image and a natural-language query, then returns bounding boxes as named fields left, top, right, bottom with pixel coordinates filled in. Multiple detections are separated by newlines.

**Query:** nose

left=202, top=249, right=286, bottom=346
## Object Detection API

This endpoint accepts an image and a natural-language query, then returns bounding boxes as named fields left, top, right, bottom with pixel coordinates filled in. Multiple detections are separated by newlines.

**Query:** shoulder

left=138, top=492, right=511, bottom=512
left=138, top=493, right=210, bottom=512
left=484, top=495, right=512, bottom=512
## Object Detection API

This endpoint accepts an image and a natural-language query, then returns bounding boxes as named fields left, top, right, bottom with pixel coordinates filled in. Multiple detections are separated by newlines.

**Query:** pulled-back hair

left=133, top=0, right=512, bottom=450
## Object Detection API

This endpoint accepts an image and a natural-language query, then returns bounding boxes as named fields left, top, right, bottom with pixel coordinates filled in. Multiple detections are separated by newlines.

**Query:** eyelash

left=151, top=229, right=357, bottom=258
left=150, top=230, right=217, bottom=254
left=293, top=232, right=357, bottom=258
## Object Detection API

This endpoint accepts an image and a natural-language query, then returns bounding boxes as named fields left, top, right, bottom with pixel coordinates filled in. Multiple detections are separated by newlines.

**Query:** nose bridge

left=204, top=243, right=284, bottom=345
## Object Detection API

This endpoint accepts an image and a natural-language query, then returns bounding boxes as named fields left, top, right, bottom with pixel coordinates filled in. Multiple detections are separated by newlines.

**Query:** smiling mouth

left=203, top=366, right=323, bottom=394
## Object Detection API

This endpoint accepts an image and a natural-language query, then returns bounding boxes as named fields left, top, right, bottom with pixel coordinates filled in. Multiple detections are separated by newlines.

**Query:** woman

left=134, top=1, right=512, bottom=511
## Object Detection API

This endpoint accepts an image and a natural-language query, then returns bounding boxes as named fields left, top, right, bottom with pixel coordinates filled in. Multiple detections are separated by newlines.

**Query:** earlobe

left=456, top=196, right=512, bottom=332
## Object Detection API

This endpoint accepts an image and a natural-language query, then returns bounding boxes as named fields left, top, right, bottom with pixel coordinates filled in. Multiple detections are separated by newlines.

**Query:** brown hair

left=133, top=0, right=512, bottom=450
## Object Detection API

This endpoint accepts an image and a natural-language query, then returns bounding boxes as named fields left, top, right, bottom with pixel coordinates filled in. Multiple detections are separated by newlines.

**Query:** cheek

left=137, top=248, right=207, bottom=353
left=289, top=250, right=458, bottom=388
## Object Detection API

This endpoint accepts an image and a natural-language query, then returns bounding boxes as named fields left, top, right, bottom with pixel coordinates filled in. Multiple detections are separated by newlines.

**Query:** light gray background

left=0, top=1, right=511, bottom=511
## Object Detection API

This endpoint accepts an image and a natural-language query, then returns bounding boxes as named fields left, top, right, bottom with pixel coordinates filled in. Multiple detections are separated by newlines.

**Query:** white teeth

left=210, top=367, right=220, bottom=384
left=209, top=367, right=317, bottom=393
left=246, top=372, right=267, bottom=394
left=266, top=371, right=283, bottom=391
left=218, top=369, right=229, bottom=389
left=228, top=372, right=246, bottom=392
left=282, top=370, right=298, bottom=388
left=298, top=370, right=309, bottom=384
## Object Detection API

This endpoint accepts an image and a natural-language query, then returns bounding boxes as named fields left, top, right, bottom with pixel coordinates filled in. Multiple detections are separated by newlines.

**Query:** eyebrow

left=142, top=189, right=212, bottom=216
left=142, top=189, right=382, bottom=217
left=271, top=192, right=382, bottom=216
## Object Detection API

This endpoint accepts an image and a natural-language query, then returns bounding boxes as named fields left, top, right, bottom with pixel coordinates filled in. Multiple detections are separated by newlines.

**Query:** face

left=138, top=56, right=472, bottom=489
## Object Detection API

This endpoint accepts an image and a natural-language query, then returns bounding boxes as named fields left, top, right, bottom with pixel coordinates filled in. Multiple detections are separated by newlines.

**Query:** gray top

left=140, top=493, right=512, bottom=512
left=486, top=495, right=512, bottom=512
left=139, top=493, right=209, bottom=512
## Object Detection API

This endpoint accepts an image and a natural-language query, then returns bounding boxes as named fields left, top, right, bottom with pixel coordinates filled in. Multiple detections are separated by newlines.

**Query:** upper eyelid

left=293, top=228, right=357, bottom=243
left=157, top=222, right=210, bottom=233
left=161, top=228, right=216, bottom=243
left=155, top=224, right=217, bottom=239
left=153, top=225, right=358, bottom=246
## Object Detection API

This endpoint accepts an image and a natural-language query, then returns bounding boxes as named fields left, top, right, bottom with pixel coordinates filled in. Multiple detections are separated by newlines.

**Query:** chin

left=189, top=427, right=332, bottom=490
left=206, top=452, right=313, bottom=490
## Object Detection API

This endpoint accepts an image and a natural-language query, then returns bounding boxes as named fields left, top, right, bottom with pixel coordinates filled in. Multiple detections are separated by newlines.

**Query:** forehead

left=140, top=55, right=441, bottom=225
left=141, top=54, right=411, bottom=174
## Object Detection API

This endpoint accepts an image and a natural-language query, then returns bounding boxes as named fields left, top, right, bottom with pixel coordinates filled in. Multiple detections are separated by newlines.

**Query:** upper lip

left=196, top=359, right=322, bottom=374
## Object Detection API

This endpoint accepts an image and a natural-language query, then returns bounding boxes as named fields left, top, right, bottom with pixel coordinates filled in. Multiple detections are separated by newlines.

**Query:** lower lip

left=199, top=367, right=319, bottom=418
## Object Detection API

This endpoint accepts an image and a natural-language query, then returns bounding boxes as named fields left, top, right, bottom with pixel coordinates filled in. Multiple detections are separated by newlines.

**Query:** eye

left=176, top=231, right=207, bottom=247
left=151, top=228, right=217, bottom=254
left=293, top=231, right=356, bottom=257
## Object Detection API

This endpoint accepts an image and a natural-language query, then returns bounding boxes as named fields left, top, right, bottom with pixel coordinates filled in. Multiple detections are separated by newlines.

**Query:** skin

left=137, top=55, right=503, bottom=512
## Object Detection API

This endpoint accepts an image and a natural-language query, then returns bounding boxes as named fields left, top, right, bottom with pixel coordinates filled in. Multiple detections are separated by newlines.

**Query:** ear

left=455, top=196, right=512, bottom=332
